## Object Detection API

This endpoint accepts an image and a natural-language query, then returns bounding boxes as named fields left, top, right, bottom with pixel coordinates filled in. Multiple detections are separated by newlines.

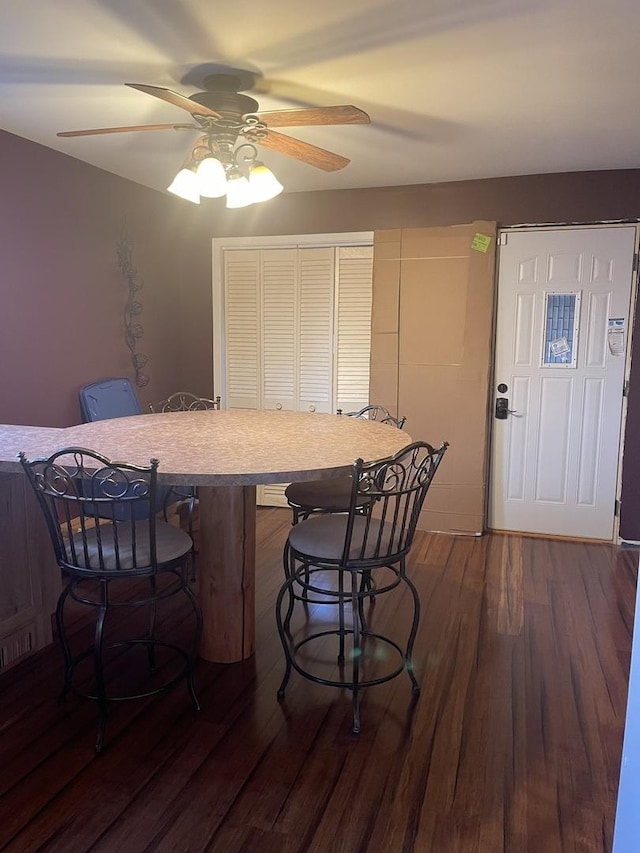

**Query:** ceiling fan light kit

left=169, top=139, right=284, bottom=208
left=57, top=70, right=370, bottom=211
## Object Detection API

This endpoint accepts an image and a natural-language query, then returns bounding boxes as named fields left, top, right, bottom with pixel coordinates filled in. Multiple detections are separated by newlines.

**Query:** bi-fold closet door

left=223, top=244, right=373, bottom=505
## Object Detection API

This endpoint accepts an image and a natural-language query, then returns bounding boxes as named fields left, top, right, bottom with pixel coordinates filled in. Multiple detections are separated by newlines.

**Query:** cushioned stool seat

left=284, top=476, right=373, bottom=518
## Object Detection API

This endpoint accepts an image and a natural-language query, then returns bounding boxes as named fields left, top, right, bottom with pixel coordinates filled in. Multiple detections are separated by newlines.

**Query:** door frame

left=488, top=222, right=640, bottom=543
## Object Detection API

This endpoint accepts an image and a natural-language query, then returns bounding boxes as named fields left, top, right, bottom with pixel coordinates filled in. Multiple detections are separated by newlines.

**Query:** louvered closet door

left=223, top=244, right=373, bottom=507
left=298, top=247, right=334, bottom=414
left=262, top=247, right=334, bottom=506
left=335, top=247, right=373, bottom=413
left=225, top=250, right=260, bottom=409
left=262, top=249, right=297, bottom=411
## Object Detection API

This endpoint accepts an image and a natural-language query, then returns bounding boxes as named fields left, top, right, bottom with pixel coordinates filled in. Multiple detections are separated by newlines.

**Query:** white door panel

left=490, top=225, right=636, bottom=539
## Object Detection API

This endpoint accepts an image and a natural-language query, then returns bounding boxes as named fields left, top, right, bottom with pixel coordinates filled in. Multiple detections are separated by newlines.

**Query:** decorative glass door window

left=542, top=291, right=580, bottom=367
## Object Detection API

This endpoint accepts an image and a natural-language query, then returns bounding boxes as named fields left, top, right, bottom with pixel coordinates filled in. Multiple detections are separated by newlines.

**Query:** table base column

left=196, top=484, right=256, bottom=663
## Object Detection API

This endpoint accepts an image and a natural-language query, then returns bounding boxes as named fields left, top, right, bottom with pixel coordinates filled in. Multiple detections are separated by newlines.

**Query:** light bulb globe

left=167, top=168, right=200, bottom=204
left=248, top=163, right=284, bottom=203
left=196, top=157, right=227, bottom=198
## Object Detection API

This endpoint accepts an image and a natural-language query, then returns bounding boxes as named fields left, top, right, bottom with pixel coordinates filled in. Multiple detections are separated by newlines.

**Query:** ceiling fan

left=58, top=71, right=371, bottom=205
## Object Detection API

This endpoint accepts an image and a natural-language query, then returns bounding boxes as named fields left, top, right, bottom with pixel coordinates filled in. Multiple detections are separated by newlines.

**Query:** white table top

left=0, top=410, right=411, bottom=486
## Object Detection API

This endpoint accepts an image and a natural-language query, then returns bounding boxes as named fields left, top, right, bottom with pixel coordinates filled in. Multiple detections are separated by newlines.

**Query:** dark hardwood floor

left=0, top=508, right=637, bottom=852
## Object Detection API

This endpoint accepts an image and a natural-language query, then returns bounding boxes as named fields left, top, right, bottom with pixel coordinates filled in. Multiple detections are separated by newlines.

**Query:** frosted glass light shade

left=196, top=157, right=227, bottom=198
left=225, top=173, right=253, bottom=208
left=248, top=163, right=283, bottom=202
left=167, top=168, right=200, bottom=204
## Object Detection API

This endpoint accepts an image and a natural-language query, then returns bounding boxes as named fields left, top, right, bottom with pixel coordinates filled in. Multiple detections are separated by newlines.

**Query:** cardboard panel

left=371, top=259, right=400, bottom=333
left=466, top=222, right=498, bottom=362
left=424, top=483, right=486, bottom=517
left=418, top=506, right=484, bottom=535
left=373, top=220, right=497, bottom=536
left=370, top=332, right=398, bottom=366
left=399, top=257, right=469, bottom=365
left=369, top=365, right=399, bottom=415
left=375, top=229, right=402, bottom=246
left=373, top=241, right=402, bottom=260
left=401, top=224, right=474, bottom=259
left=398, top=369, right=488, bottom=456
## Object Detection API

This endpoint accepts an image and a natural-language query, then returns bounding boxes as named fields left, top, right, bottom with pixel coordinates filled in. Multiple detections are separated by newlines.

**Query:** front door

left=489, top=225, right=637, bottom=539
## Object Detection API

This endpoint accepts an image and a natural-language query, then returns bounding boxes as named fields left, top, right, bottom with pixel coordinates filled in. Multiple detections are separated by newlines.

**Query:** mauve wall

left=201, top=170, right=640, bottom=237
left=0, top=128, right=212, bottom=427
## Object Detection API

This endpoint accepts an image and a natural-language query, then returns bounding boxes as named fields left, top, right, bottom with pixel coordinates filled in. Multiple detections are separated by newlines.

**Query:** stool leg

left=183, top=581, right=202, bottom=711
left=55, top=581, right=73, bottom=704
left=282, top=548, right=298, bottom=631
left=282, top=538, right=291, bottom=582
left=402, top=565, right=421, bottom=695
left=94, top=579, right=109, bottom=753
left=146, top=576, right=158, bottom=674
left=357, top=571, right=369, bottom=632
left=338, top=570, right=346, bottom=664
left=276, top=576, right=295, bottom=699
left=187, top=491, right=197, bottom=583
left=350, top=570, right=361, bottom=734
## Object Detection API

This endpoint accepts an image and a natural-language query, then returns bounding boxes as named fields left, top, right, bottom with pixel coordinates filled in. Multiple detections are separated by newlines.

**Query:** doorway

left=489, top=225, right=637, bottom=540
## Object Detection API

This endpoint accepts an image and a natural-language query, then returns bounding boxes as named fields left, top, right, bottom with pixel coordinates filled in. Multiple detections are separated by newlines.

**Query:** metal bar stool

left=283, top=405, right=407, bottom=604
left=276, top=439, right=448, bottom=733
left=148, top=391, right=221, bottom=578
left=20, top=446, right=203, bottom=752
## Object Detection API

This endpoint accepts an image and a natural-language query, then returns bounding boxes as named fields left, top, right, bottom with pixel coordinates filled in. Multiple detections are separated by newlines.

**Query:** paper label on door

left=471, top=233, right=492, bottom=253
left=549, top=336, right=570, bottom=356
left=608, top=318, right=625, bottom=355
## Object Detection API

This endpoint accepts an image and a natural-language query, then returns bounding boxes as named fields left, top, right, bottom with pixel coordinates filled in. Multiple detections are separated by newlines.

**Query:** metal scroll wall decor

left=116, top=229, right=149, bottom=387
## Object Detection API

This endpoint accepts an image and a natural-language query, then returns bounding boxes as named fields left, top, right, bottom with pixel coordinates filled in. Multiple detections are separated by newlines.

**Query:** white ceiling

left=1, top=0, right=638, bottom=197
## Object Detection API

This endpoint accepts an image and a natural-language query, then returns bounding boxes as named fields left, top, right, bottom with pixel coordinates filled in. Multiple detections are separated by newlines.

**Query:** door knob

left=495, top=397, right=519, bottom=419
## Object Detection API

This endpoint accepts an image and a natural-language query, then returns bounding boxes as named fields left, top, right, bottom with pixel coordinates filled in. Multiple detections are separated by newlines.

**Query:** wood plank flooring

left=0, top=508, right=637, bottom=852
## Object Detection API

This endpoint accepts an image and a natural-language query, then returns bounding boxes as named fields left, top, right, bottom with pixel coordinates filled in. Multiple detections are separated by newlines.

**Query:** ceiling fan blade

left=254, top=105, right=370, bottom=128
left=125, top=83, right=221, bottom=118
left=57, top=123, right=196, bottom=138
left=255, top=129, right=350, bottom=171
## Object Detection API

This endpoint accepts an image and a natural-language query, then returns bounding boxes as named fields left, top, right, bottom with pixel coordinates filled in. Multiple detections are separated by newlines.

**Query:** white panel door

left=489, top=226, right=636, bottom=539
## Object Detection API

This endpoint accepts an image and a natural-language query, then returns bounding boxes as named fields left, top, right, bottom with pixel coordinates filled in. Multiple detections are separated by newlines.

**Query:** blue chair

left=78, top=377, right=143, bottom=423
left=78, top=377, right=159, bottom=523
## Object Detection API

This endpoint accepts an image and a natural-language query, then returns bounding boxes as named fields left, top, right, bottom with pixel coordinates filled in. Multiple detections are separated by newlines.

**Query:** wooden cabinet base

left=0, top=473, right=60, bottom=672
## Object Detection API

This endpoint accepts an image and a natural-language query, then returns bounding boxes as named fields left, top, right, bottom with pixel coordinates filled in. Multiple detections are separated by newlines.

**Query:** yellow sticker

left=471, top=233, right=492, bottom=253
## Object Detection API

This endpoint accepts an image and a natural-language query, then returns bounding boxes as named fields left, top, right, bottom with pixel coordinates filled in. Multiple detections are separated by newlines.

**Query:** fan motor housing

left=189, top=74, right=259, bottom=119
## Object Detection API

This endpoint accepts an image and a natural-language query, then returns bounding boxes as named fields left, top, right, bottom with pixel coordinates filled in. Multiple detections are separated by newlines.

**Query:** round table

left=61, top=409, right=411, bottom=662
